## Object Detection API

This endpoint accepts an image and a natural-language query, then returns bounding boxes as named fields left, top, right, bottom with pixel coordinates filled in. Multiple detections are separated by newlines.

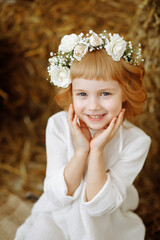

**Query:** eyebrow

left=72, top=88, right=116, bottom=92
left=98, top=88, right=116, bottom=91
left=72, top=89, right=86, bottom=92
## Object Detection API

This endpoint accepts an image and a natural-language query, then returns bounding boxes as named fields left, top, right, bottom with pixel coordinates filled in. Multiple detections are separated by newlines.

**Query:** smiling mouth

left=87, top=114, right=106, bottom=120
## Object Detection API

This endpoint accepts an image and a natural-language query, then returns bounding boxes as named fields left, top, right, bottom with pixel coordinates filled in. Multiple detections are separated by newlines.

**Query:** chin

left=86, top=122, right=109, bottom=130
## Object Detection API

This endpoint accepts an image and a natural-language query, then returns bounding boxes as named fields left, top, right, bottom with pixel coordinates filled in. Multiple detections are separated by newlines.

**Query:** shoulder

left=46, top=111, right=69, bottom=136
left=48, top=110, right=68, bottom=122
left=122, top=120, right=151, bottom=148
left=47, top=111, right=68, bottom=128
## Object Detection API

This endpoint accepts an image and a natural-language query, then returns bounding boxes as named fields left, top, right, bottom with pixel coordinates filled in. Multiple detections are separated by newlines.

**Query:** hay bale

left=0, top=0, right=138, bottom=197
left=0, top=0, right=159, bottom=239
left=129, top=1, right=160, bottom=238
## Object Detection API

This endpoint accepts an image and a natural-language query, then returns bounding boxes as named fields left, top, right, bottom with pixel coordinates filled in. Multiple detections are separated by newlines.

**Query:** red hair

left=55, top=49, right=146, bottom=121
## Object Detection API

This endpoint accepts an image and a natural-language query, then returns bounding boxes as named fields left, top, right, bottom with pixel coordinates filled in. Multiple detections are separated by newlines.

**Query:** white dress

left=15, top=111, right=151, bottom=240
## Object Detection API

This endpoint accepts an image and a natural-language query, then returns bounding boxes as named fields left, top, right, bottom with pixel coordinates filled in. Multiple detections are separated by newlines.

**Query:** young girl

left=15, top=30, right=151, bottom=240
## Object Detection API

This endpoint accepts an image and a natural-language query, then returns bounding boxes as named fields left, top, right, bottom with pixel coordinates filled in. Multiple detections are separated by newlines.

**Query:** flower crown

left=47, top=30, right=143, bottom=88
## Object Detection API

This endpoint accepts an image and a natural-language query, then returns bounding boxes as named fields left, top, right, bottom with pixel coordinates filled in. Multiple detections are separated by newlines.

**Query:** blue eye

left=101, top=92, right=110, bottom=96
left=79, top=92, right=87, bottom=96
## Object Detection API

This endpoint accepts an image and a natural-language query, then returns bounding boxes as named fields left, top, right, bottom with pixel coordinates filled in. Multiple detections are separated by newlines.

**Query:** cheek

left=73, top=99, right=83, bottom=114
left=104, top=99, right=122, bottom=114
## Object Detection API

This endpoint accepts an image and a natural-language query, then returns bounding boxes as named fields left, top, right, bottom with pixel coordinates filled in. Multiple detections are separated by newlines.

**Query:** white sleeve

left=44, top=116, right=83, bottom=208
left=81, top=135, right=151, bottom=216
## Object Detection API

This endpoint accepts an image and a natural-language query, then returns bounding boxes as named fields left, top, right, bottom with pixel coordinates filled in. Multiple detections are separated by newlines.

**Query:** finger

left=73, top=114, right=80, bottom=130
left=111, top=109, right=125, bottom=136
left=114, top=108, right=125, bottom=129
left=73, top=114, right=86, bottom=138
left=105, top=117, right=117, bottom=135
left=95, top=117, right=116, bottom=144
left=67, top=104, right=74, bottom=125
left=79, top=118, right=88, bottom=128
left=67, top=105, right=76, bottom=135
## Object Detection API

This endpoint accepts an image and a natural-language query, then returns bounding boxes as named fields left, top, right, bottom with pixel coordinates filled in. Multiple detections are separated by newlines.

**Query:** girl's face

left=72, top=78, right=125, bottom=130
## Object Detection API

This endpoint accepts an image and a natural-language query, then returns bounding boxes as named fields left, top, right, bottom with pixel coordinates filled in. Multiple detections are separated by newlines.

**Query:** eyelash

left=101, top=92, right=110, bottom=96
left=77, top=92, right=111, bottom=96
left=78, top=92, right=87, bottom=96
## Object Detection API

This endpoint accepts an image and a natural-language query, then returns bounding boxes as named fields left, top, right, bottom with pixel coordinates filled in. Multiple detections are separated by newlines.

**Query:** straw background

left=0, top=0, right=159, bottom=239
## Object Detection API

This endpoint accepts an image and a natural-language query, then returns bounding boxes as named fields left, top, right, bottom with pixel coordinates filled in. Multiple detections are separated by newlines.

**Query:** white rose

left=105, top=34, right=127, bottom=61
left=90, top=33, right=103, bottom=47
left=50, top=65, right=71, bottom=88
left=73, top=44, right=88, bottom=61
left=58, top=34, right=78, bottom=53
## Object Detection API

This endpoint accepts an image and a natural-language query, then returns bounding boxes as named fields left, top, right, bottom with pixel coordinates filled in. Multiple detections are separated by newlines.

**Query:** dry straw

left=0, top=0, right=159, bottom=239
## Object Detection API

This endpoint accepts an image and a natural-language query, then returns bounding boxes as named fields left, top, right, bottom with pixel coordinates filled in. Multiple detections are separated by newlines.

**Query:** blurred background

left=0, top=0, right=159, bottom=239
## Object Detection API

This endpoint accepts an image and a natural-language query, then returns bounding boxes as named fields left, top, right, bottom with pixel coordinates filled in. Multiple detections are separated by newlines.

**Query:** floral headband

left=47, top=30, right=143, bottom=88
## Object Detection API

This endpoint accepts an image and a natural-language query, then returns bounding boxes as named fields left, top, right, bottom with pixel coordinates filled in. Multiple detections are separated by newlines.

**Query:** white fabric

left=15, top=111, right=151, bottom=240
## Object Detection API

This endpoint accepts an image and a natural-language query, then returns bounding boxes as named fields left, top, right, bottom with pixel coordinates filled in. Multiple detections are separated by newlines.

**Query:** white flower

left=49, top=56, right=58, bottom=64
left=48, top=31, right=142, bottom=89
left=90, top=33, right=103, bottom=47
left=105, top=34, right=127, bottom=61
left=50, top=65, right=71, bottom=88
left=73, top=44, right=88, bottom=61
left=58, top=34, right=78, bottom=53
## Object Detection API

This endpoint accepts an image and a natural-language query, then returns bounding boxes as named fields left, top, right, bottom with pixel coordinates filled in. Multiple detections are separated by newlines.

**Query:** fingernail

left=71, top=104, right=73, bottom=109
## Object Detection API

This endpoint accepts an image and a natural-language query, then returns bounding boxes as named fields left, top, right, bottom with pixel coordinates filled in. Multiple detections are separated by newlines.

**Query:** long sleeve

left=44, top=113, right=83, bottom=208
left=81, top=127, right=151, bottom=217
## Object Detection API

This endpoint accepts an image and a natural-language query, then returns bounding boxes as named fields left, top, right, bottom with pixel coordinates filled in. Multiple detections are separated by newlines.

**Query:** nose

left=87, top=96, right=101, bottom=111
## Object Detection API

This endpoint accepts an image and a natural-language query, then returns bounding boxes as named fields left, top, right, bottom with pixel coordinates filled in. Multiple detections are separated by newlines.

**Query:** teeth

left=89, top=115, right=103, bottom=119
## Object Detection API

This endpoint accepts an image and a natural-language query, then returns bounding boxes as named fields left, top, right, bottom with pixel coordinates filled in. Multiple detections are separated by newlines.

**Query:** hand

left=90, top=109, right=125, bottom=152
left=68, top=104, right=91, bottom=152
